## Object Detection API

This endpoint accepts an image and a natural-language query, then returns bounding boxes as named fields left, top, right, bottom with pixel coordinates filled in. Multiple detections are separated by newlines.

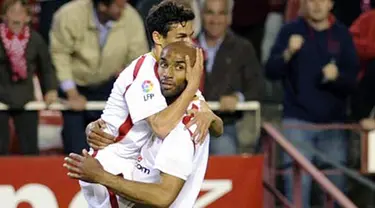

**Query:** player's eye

left=160, top=62, right=168, bottom=68
left=176, top=65, right=185, bottom=71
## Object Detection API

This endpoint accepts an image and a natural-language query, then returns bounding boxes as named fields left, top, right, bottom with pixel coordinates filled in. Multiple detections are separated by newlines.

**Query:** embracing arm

left=146, top=87, right=197, bottom=139
left=99, top=172, right=184, bottom=208
left=209, top=111, right=224, bottom=137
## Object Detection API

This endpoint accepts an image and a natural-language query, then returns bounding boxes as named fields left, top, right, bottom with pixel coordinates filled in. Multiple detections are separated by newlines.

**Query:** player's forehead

left=166, top=21, right=194, bottom=36
left=161, top=49, right=186, bottom=63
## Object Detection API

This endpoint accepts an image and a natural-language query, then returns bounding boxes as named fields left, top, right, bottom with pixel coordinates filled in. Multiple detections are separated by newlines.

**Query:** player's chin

left=161, top=88, right=176, bottom=97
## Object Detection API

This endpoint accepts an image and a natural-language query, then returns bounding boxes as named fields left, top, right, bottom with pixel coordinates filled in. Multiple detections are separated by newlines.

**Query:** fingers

left=185, top=55, right=191, bottom=68
left=87, top=133, right=113, bottom=150
left=82, top=149, right=89, bottom=157
left=186, top=109, right=198, bottom=116
left=194, top=124, right=209, bottom=145
left=67, top=172, right=82, bottom=180
left=64, top=156, right=81, bottom=167
left=192, top=129, right=200, bottom=142
left=68, top=153, right=84, bottom=162
left=92, top=127, right=115, bottom=141
left=193, top=48, right=200, bottom=68
left=88, top=143, right=102, bottom=150
left=199, top=128, right=209, bottom=145
left=198, top=48, right=203, bottom=69
left=63, top=162, right=82, bottom=174
left=185, top=117, right=197, bottom=129
left=87, top=138, right=106, bottom=150
left=98, top=119, right=106, bottom=128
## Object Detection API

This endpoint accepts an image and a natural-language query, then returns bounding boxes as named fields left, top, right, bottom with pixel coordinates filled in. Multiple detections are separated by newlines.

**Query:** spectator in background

left=350, top=4, right=375, bottom=122
left=285, top=0, right=300, bottom=22
left=198, top=0, right=263, bottom=155
left=265, top=0, right=359, bottom=207
left=230, top=0, right=269, bottom=61
left=261, top=0, right=286, bottom=64
left=0, top=0, right=57, bottom=155
left=49, top=0, right=148, bottom=154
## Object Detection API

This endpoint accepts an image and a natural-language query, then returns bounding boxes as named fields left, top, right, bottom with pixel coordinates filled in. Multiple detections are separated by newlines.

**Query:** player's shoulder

left=117, top=53, right=154, bottom=77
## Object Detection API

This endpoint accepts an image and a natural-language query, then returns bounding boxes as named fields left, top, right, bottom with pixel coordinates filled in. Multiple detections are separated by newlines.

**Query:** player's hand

left=44, top=90, right=58, bottom=105
left=185, top=101, right=214, bottom=144
left=322, top=62, right=339, bottom=81
left=86, top=119, right=115, bottom=150
left=185, top=48, right=204, bottom=92
left=288, top=34, right=304, bottom=55
left=219, top=95, right=238, bottom=112
left=361, top=118, right=375, bottom=131
left=63, top=149, right=104, bottom=183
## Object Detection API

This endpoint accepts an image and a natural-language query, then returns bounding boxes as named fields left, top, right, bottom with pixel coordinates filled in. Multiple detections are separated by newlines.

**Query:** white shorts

left=79, top=147, right=136, bottom=208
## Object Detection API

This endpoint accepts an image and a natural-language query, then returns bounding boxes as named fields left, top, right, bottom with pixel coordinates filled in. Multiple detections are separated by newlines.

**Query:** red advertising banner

left=0, top=155, right=263, bottom=208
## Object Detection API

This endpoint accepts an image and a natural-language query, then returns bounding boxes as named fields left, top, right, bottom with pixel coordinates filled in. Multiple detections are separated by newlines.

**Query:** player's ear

left=152, top=31, right=163, bottom=46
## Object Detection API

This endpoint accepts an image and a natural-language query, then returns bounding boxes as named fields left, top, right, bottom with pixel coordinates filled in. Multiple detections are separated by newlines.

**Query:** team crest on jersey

left=142, top=80, right=155, bottom=101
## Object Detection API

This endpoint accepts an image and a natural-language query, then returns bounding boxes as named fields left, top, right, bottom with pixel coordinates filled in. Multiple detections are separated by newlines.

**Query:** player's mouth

left=161, top=81, right=174, bottom=90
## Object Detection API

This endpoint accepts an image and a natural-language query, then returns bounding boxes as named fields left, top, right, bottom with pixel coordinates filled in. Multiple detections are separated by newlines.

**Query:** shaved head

left=158, top=41, right=197, bottom=101
left=161, top=41, right=197, bottom=66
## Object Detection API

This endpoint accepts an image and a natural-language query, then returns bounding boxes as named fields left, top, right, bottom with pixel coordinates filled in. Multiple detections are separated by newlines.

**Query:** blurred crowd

left=0, top=0, right=375, bottom=205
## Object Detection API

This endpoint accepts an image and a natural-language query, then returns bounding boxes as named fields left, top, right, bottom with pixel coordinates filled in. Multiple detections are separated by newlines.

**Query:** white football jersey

left=99, top=53, right=167, bottom=160
left=132, top=99, right=210, bottom=208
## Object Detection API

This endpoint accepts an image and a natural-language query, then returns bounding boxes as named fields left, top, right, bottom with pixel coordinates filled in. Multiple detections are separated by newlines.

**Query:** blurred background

left=1, top=0, right=375, bottom=207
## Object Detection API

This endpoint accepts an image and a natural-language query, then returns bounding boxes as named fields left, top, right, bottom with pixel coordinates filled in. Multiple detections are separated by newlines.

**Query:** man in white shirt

left=64, top=41, right=214, bottom=208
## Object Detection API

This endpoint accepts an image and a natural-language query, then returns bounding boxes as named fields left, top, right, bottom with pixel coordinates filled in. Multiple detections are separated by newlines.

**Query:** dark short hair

left=146, top=0, right=195, bottom=39
left=92, top=0, right=115, bottom=8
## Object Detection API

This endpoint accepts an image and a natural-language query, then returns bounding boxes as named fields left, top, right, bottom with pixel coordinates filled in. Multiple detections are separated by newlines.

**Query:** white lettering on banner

left=0, top=184, right=58, bottom=208
left=195, top=179, right=233, bottom=208
left=0, top=180, right=232, bottom=207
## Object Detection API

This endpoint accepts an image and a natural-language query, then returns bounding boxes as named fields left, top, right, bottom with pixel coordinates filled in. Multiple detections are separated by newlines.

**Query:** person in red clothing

left=350, top=6, right=375, bottom=123
left=350, top=9, right=375, bottom=68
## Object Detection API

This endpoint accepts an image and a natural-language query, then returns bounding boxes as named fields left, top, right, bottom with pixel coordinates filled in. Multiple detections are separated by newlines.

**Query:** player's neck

left=152, top=46, right=162, bottom=61
left=166, top=91, right=184, bottom=105
left=166, top=96, right=178, bottom=105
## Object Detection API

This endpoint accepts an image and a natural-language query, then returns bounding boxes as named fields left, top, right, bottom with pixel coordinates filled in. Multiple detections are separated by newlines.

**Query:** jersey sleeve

left=125, top=59, right=167, bottom=123
left=154, top=124, right=195, bottom=180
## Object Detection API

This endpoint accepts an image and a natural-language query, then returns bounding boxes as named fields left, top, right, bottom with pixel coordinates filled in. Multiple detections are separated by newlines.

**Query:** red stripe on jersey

left=107, top=173, right=123, bottom=208
left=108, top=189, right=119, bottom=208
left=115, top=116, right=133, bottom=142
left=154, top=62, right=159, bottom=80
left=133, top=55, right=146, bottom=79
left=115, top=55, right=146, bottom=142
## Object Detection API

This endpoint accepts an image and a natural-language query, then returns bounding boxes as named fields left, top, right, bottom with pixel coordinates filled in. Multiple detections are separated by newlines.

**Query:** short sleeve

left=154, top=124, right=195, bottom=180
left=125, top=59, right=167, bottom=123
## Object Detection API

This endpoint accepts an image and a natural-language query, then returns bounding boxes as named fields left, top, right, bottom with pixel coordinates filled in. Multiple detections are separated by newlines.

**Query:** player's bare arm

left=86, top=101, right=221, bottom=148
left=64, top=150, right=185, bottom=208
left=146, top=48, right=204, bottom=139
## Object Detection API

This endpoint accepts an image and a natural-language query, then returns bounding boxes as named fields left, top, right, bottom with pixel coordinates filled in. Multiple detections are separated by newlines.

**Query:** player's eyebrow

left=175, top=60, right=186, bottom=64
